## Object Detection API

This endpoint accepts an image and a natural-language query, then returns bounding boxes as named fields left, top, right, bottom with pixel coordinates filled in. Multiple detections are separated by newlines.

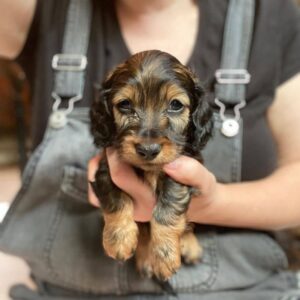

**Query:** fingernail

left=164, top=159, right=180, bottom=170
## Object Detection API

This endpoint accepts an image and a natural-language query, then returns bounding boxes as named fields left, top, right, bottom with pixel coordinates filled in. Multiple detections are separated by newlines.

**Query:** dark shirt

left=17, top=0, right=300, bottom=181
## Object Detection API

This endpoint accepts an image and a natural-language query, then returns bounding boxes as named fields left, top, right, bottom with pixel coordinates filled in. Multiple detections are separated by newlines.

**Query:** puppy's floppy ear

left=90, top=83, right=116, bottom=148
left=186, top=80, right=213, bottom=157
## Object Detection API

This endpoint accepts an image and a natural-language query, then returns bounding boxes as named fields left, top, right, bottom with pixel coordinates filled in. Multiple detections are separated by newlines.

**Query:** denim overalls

left=1, top=0, right=300, bottom=299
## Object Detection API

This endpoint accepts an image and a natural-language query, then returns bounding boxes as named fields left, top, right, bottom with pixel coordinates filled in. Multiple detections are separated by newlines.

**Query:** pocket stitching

left=61, top=166, right=88, bottom=203
left=260, top=234, right=288, bottom=270
left=171, top=232, right=219, bottom=293
left=43, top=191, right=65, bottom=280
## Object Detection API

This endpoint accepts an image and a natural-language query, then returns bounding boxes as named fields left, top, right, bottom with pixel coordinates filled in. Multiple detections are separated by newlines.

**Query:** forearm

left=190, top=162, right=300, bottom=230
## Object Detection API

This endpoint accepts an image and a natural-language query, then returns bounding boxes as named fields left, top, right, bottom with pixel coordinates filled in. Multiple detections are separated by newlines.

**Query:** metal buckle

left=215, top=98, right=246, bottom=122
left=215, top=69, right=251, bottom=84
left=215, top=98, right=246, bottom=137
left=51, top=92, right=82, bottom=114
left=52, top=54, right=87, bottom=71
left=49, top=93, right=82, bottom=129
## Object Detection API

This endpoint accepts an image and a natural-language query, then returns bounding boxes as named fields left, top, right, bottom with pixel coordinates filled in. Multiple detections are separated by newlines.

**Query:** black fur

left=184, top=81, right=213, bottom=161
left=90, top=86, right=116, bottom=148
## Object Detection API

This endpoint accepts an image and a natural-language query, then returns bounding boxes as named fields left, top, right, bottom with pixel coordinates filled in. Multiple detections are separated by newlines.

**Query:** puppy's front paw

left=103, top=220, right=138, bottom=261
left=149, top=216, right=186, bottom=281
left=180, top=231, right=203, bottom=264
left=150, top=240, right=181, bottom=281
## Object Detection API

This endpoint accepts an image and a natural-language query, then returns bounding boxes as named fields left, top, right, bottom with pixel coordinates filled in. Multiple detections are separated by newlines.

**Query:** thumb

left=106, top=147, right=156, bottom=203
left=163, top=156, right=213, bottom=190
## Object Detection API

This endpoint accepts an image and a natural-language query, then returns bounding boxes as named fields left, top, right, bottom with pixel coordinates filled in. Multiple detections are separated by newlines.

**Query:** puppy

left=90, top=50, right=213, bottom=281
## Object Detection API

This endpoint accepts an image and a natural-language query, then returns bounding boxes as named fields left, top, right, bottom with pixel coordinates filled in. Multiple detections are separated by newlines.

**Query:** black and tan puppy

left=90, top=50, right=213, bottom=281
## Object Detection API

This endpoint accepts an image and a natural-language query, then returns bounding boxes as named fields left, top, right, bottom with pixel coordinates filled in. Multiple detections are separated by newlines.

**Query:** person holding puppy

left=0, top=0, right=300, bottom=299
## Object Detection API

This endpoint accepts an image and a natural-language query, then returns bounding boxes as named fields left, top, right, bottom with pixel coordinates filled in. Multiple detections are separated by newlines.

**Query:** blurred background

left=0, top=59, right=32, bottom=299
left=1, top=1, right=300, bottom=298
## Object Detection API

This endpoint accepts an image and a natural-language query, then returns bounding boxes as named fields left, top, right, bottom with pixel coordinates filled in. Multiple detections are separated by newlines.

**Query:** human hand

left=88, top=153, right=102, bottom=207
left=88, top=148, right=156, bottom=222
left=163, top=156, right=219, bottom=223
left=88, top=152, right=218, bottom=223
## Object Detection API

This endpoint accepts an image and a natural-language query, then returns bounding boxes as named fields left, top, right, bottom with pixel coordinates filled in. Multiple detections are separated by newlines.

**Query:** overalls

left=1, top=0, right=300, bottom=299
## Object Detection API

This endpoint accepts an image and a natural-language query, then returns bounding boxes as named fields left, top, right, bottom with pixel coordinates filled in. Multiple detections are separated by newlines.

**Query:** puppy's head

left=91, top=50, right=212, bottom=170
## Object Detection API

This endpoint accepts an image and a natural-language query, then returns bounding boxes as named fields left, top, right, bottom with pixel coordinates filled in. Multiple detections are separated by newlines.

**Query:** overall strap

left=214, top=0, right=255, bottom=137
left=52, top=0, right=92, bottom=98
left=51, top=0, right=92, bottom=124
left=215, top=0, right=255, bottom=104
left=202, top=0, right=255, bottom=182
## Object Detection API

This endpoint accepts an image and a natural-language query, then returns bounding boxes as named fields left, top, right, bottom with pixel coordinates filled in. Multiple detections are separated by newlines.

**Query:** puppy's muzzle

left=135, top=143, right=162, bottom=161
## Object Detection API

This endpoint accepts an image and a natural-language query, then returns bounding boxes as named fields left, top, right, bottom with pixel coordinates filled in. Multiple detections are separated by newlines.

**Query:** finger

left=87, top=153, right=102, bottom=207
left=106, top=147, right=156, bottom=213
left=163, top=155, right=215, bottom=192
left=106, top=148, right=154, bottom=198
left=88, top=184, right=101, bottom=207
left=88, top=153, right=102, bottom=182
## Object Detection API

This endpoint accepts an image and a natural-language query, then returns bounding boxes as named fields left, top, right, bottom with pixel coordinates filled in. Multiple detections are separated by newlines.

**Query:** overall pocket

left=168, top=232, right=218, bottom=293
left=210, top=231, right=289, bottom=291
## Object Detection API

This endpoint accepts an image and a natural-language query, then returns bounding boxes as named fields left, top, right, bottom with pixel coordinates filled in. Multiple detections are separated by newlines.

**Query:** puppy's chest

left=143, top=171, right=161, bottom=193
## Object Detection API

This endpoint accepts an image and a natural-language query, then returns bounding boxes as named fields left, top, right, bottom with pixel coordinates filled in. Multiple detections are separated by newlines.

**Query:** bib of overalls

left=0, top=0, right=299, bottom=299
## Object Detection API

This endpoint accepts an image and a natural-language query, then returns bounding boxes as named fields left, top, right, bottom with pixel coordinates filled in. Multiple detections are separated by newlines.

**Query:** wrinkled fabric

left=0, top=109, right=299, bottom=299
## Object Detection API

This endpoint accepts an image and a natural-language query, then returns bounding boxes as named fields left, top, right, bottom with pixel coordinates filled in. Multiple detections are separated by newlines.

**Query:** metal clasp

left=51, top=92, right=82, bottom=114
left=215, top=69, right=251, bottom=84
left=49, top=93, right=82, bottom=129
left=52, top=54, right=87, bottom=71
left=215, top=98, right=246, bottom=137
left=215, top=98, right=246, bottom=122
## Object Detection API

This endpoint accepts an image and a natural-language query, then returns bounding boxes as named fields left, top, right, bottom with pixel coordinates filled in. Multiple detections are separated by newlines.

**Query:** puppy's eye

left=117, top=99, right=133, bottom=113
left=168, top=99, right=184, bottom=113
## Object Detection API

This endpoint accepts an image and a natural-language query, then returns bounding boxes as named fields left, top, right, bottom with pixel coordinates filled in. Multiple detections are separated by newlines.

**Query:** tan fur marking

left=113, top=107, right=137, bottom=130
left=149, top=216, right=186, bottom=280
left=102, top=194, right=138, bottom=261
left=164, top=84, right=190, bottom=106
left=144, top=171, right=159, bottom=192
left=169, top=108, right=190, bottom=132
left=112, top=85, right=137, bottom=105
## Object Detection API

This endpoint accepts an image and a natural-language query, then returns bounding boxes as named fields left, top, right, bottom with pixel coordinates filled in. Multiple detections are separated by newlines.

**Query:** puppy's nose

left=135, top=143, right=161, bottom=160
